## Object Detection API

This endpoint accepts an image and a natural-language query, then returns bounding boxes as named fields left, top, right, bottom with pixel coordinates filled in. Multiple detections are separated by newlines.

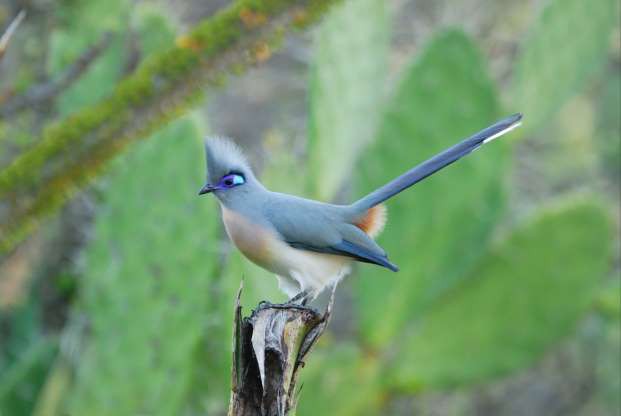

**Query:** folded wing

left=264, top=194, right=398, bottom=272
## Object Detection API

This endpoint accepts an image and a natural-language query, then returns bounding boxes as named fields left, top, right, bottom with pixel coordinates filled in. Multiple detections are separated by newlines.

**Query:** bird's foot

left=256, top=301, right=311, bottom=313
left=255, top=290, right=313, bottom=312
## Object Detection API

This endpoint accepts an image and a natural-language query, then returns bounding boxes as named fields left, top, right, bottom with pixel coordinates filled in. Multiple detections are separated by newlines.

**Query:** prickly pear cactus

left=355, top=30, right=507, bottom=347
left=391, top=199, right=612, bottom=388
left=68, top=117, right=219, bottom=416
left=513, top=0, right=618, bottom=131
left=308, top=0, right=389, bottom=201
left=297, top=0, right=615, bottom=409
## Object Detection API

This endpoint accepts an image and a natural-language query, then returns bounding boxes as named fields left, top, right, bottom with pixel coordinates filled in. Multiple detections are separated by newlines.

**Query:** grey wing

left=263, top=195, right=398, bottom=272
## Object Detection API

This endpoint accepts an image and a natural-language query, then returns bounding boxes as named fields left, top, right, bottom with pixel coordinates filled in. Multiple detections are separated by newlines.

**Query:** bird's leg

left=255, top=290, right=313, bottom=313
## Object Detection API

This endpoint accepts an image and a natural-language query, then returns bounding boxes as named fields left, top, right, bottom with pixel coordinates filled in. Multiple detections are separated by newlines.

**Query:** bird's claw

left=254, top=290, right=315, bottom=313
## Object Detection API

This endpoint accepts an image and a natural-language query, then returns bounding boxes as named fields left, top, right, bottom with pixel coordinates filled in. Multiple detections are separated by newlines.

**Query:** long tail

left=351, top=113, right=522, bottom=212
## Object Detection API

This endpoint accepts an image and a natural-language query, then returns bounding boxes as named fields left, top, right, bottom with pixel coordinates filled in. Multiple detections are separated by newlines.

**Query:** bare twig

left=0, top=10, right=26, bottom=61
left=121, top=28, right=141, bottom=76
left=0, top=32, right=114, bottom=117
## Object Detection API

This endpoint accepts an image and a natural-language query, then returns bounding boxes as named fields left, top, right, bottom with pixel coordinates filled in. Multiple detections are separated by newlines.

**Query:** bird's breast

left=221, top=206, right=278, bottom=268
left=220, top=205, right=352, bottom=296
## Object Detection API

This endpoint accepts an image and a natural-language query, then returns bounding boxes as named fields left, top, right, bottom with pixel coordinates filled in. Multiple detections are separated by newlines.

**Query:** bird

left=199, top=113, right=522, bottom=304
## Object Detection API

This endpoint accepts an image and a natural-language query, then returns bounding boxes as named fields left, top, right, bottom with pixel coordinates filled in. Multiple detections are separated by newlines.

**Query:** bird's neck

left=217, top=182, right=268, bottom=212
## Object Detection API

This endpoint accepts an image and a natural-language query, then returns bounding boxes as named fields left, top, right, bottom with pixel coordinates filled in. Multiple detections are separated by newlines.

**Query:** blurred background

left=0, top=0, right=619, bottom=415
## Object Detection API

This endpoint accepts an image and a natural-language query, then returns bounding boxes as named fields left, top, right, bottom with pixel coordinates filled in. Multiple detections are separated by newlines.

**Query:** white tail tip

left=483, top=119, right=522, bottom=144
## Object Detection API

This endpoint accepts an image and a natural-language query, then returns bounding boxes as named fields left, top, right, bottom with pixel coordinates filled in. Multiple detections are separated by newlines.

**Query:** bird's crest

left=204, top=137, right=252, bottom=182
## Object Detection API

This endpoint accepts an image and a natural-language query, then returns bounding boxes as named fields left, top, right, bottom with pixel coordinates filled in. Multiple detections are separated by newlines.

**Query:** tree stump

left=228, top=285, right=334, bottom=416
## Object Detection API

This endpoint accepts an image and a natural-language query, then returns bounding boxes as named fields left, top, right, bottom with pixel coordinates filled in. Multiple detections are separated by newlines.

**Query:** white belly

left=221, top=206, right=351, bottom=298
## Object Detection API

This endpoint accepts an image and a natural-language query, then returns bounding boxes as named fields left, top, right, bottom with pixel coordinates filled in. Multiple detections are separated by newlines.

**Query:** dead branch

left=228, top=284, right=334, bottom=416
left=0, top=32, right=114, bottom=117
left=0, top=10, right=26, bottom=61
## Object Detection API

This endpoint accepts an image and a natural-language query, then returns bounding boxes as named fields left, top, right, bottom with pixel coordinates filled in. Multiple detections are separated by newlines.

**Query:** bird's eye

left=220, top=173, right=245, bottom=188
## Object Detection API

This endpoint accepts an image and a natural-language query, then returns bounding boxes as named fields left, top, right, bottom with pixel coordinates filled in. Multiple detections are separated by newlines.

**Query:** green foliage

left=0, top=0, right=617, bottom=414
left=390, top=199, right=611, bottom=388
left=50, top=0, right=130, bottom=116
left=134, top=4, right=176, bottom=56
left=0, top=298, right=41, bottom=372
left=0, top=338, right=57, bottom=416
left=0, top=0, right=343, bottom=255
left=594, top=70, right=621, bottom=181
left=262, top=132, right=309, bottom=197
left=67, top=118, right=220, bottom=415
left=308, top=0, right=389, bottom=201
left=592, top=311, right=621, bottom=412
left=53, top=0, right=128, bottom=37
left=354, top=30, right=507, bottom=347
left=297, top=343, right=381, bottom=416
left=513, top=0, right=618, bottom=131
left=0, top=291, right=55, bottom=416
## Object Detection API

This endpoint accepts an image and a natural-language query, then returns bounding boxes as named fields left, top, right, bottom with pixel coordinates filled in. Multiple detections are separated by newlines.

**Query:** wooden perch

left=229, top=285, right=334, bottom=416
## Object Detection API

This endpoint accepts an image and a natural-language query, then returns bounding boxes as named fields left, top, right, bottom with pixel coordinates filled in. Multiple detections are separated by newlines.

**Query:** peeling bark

left=228, top=285, right=334, bottom=416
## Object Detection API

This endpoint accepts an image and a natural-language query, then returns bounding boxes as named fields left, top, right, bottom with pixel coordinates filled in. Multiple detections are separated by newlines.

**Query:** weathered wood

left=228, top=285, right=334, bottom=416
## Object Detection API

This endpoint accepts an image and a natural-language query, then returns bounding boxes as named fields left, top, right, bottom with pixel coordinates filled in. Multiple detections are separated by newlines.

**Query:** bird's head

left=199, top=137, right=261, bottom=203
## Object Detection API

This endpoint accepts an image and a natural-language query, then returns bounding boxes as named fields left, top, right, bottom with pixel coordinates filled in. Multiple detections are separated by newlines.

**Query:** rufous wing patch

left=355, top=204, right=387, bottom=238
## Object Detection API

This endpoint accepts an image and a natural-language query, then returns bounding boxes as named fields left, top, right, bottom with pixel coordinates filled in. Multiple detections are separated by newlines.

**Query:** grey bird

left=199, top=114, right=522, bottom=303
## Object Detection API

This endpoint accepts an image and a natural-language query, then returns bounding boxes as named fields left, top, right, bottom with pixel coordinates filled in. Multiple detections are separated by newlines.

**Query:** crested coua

left=199, top=114, right=522, bottom=303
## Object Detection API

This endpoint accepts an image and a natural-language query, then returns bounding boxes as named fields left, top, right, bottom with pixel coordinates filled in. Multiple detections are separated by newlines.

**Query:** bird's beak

left=198, top=183, right=216, bottom=195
